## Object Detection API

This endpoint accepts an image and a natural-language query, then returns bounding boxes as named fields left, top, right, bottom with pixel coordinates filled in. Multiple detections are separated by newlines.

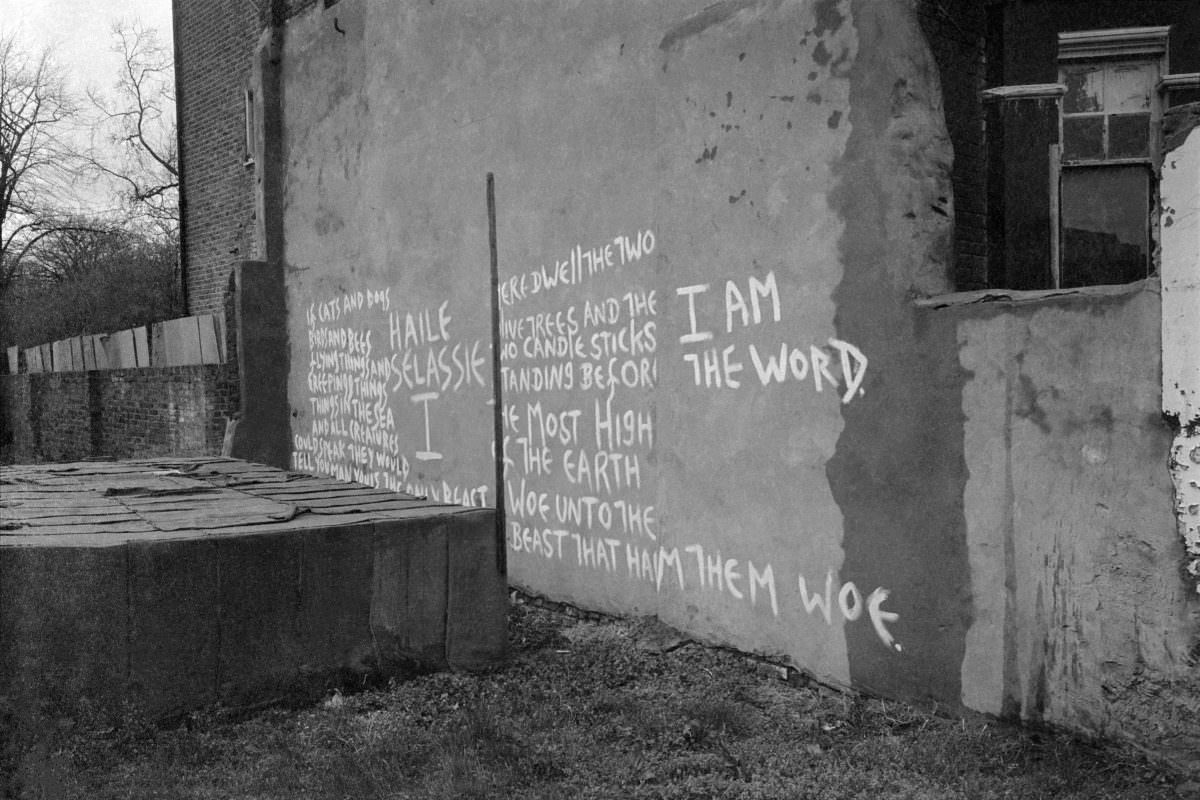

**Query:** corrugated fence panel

left=103, top=330, right=138, bottom=369
left=15, top=317, right=222, bottom=374
left=52, top=340, right=72, bottom=373
left=197, top=314, right=223, bottom=364
left=81, top=337, right=98, bottom=371
left=177, top=317, right=205, bottom=365
left=133, top=326, right=150, bottom=368
left=23, top=347, right=43, bottom=374
left=89, top=335, right=110, bottom=370
left=70, top=337, right=85, bottom=371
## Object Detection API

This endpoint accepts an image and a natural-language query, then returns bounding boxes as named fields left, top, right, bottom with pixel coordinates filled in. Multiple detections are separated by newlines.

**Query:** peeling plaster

left=810, top=0, right=846, bottom=37
left=1172, top=433, right=1200, bottom=587
left=1160, top=127, right=1200, bottom=592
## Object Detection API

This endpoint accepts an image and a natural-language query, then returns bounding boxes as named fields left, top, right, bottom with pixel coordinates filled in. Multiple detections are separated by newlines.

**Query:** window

left=979, top=24, right=1200, bottom=292
left=1055, top=27, right=1167, bottom=288
left=244, top=87, right=257, bottom=168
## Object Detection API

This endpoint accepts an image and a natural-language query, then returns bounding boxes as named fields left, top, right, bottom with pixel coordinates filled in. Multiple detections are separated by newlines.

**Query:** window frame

left=976, top=26, right=1200, bottom=292
left=1052, top=27, right=1169, bottom=288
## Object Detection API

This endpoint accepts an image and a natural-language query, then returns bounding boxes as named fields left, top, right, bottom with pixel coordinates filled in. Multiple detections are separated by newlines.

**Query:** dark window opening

left=1060, top=165, right=1151, bottom=287
left=975, top=24, right=1175, bottom=292
left=928, top=4, right=1200, bottom=296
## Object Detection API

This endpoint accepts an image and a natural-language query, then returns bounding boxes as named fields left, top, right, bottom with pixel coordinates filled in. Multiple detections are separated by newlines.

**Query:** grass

left=4, top=599, right=1194, bottom=799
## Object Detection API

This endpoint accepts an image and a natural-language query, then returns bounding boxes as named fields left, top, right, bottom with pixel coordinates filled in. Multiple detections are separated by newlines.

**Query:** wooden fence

left=5, top=312, right=227, bottom=374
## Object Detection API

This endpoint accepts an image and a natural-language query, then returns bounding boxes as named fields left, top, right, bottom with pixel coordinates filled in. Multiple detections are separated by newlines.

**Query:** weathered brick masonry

left=6, top=374, right=89, bottom=463
left=0, top=289, right=241, bottom=463
left=172, top=0, right=325, bottom=315
left=0, top=363, right=239, bottom=464
left=917, top=0, right=988, bottom=290
left=173, top=0, right=263, bottom=314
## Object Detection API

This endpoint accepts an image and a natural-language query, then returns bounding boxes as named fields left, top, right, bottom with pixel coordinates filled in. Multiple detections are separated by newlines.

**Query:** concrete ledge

left=0, top=458, right=505, bottom=722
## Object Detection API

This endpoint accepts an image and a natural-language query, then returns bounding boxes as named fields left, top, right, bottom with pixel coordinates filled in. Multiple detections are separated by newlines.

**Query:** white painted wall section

left=1160, top=126, right=1200, bottom=590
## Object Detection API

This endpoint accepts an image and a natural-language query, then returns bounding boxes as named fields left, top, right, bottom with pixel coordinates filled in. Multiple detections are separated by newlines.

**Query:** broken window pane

left=1063, top=65, right=1104, bottom=113
left=1060, top=166, right=1149, bottom=287
left=1063, top=116, right=1104, bottom=160
left=1109, top=113, right=1150, bottom=158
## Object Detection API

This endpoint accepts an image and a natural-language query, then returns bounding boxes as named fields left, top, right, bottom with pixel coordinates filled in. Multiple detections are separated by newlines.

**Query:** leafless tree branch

left=0, top=34, right=84, bottom=294
left=86, top=21, right=178, bottom=240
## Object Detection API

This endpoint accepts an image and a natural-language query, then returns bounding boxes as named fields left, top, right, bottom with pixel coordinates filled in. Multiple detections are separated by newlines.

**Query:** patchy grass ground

left=6, top=600, right=1194, bottom=799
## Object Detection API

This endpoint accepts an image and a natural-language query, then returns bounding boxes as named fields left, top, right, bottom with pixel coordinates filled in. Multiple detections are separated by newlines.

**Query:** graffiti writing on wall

left=675, top=272, right=868, bottom=402
left=509, top=530, right=900, bottom=652
left=500, top=228, right=900, bottom=653
left=501, top=230, right=660, bottom=607
left=501, top=227, right=663, bottom=637
left=291, top=286, right=491, bottom=505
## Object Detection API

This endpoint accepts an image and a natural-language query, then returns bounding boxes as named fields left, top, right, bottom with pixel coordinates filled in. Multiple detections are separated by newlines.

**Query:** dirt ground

left=4, top=599, right=1195, bottom=799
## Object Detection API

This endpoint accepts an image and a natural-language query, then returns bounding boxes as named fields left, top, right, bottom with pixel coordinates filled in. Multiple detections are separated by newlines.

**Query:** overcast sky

left=5, top=0, right=174, bottom=97
left=4, top=1, right=175, bottom=215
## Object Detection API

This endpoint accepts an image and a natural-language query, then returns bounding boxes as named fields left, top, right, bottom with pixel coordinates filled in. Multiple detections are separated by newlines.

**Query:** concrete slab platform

left=0, top=458, right=505, bottom=722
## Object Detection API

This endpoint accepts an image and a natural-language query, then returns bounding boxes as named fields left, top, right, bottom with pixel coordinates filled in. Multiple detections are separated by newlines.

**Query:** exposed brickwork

left=0, top=256, right=243, bottom=465
left=0, top=364, right=239, bottom=464
left=0, top=375, right=31, bottom=458
left=173, top=0, right=264, bottom=315
left=918, top=0, right=989, bottom=291
left=173, top=0, right=327, bottom=315
left=26, top=375, right=90, bottom=463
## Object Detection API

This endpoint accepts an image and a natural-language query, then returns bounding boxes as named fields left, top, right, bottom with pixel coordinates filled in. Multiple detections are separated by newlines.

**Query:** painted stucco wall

left=280, top=0, right=497, bottom=503
left=950, top=287, right=1198, bottom=762
left=270, top=0, right=1199, bottom=763
left=278, top=0, right=948, bottom=691
left=1162, top=127, right=1200, bottom=592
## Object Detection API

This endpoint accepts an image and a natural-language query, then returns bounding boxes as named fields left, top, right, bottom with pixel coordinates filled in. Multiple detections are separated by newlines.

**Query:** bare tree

left=88, top=21, right=178, bottom=240
left=0, top=34, right=91, bottom=295
left=21, top=221, right=125, bottom=285
left=1, top=27, right=182, bottom=350
left=0, top=222, right=180, bottom=347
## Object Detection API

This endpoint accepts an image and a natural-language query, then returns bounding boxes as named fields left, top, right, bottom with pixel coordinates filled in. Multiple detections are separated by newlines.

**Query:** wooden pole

left=487, top=173, right=506, bottom=576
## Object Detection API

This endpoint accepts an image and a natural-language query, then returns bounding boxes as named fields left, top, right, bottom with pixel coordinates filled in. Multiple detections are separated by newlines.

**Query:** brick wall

left=172, top=0, right=328, bottom=315
left=0, top=260, right=243, bottom=465
left=16, top=375, right=91, bottom=463
left=173, top=0, right=264, bottom=315
left=918, top=0, right=989, bottom=290
left=0, top=364, right=239, bottom=464
left=98, top=366, right=240, bottom=458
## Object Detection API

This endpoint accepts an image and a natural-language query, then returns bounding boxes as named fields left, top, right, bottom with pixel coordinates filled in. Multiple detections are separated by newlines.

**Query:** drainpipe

left=170, top=0, right=190, bottom=314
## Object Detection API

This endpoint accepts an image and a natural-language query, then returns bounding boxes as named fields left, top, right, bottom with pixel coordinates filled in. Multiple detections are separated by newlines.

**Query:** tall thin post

left=487, top=173, right=506, bottom=576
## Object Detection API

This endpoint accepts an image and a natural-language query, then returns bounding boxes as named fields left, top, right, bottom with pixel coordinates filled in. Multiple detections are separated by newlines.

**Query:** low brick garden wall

left=0, top=364, right=239, bottom=463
